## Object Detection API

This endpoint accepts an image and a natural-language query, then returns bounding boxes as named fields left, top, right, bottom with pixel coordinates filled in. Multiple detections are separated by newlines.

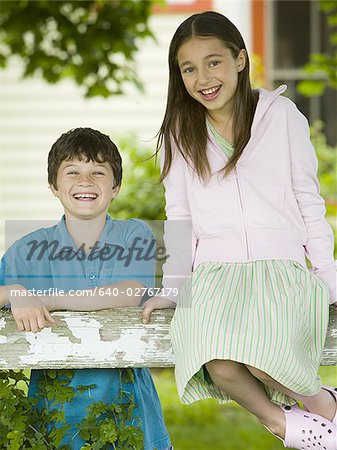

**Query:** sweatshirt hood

left=252, top=84, right=287, bottom=134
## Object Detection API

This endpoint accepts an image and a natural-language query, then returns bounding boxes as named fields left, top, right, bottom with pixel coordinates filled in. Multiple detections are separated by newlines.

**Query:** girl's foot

left=279, top=404, right=336, bottom=450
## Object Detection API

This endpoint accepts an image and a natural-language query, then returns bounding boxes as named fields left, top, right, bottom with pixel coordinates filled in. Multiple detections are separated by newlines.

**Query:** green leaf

left=297, top=79, right=326, bottom=96
left=0, top=0, right=157, bottom=97
left=77, top=384, right=96, bottom=394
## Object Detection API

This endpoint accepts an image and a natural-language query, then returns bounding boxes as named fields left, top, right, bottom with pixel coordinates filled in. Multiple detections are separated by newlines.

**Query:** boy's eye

left=67, top=171, right=79, bottom=175
left=209, top=60, right=221, bottom=68
left=92, top=171, right=105, bottom=176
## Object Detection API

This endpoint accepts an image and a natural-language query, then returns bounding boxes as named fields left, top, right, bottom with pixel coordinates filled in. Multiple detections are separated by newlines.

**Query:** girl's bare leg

left=245, top=364, right=336, bottom=421
left=205, top=359, right=286, bottom=439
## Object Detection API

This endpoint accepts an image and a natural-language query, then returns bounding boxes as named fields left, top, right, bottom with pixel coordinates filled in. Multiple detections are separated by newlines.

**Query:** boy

left=0, top=128, right=172, bottom=449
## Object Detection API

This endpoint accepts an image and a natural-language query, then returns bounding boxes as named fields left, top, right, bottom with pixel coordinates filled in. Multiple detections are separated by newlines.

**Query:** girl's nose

left=198, top=68, right=212, bottom=86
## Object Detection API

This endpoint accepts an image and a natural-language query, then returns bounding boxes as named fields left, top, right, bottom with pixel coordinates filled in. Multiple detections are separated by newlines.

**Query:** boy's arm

left=44, top=220, right=159, bottom=311
left=0, top=284, right=23, bottom=308
left=1, top=245, right=56, bottom=332
left=43, top=280, right=145, bottom=311
left=1, top=281, right=143, bottom=328
left=0, top=285, right=56, bottom=332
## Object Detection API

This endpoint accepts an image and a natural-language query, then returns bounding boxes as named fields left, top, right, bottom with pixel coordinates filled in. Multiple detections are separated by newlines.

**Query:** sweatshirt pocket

left=190, top=174, right=242, bottom=234
left=243, top=184, right=287, bottom=229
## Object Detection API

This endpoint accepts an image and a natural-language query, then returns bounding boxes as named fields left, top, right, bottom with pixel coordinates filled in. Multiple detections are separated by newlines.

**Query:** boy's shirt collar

left=55, top=215, right=127, bottom=251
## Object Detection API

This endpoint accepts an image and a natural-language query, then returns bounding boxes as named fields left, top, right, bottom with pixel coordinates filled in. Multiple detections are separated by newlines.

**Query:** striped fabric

left=170, top=260, right=330, bottom=406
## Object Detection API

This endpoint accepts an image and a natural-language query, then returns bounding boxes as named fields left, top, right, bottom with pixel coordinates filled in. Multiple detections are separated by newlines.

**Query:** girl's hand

left=10, top=291, right=56, bottom=332
left=141, top=296, right=176, bottom=324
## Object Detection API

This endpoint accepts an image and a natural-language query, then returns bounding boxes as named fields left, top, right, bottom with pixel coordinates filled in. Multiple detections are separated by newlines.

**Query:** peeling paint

left=0, top=318, right=6, bottom=330
left=0, top=318, right=7, bottom=344
left=99, top=326, right=122, bottom=342
left=330, top=329, right=337, bottom=338
left=19, top=316, right=173, bottom=365
left=0, top=307, right=332, bottom=368
left=55, top=320, right=82, bottom=344
left=116, top=328, right=158, bottom=363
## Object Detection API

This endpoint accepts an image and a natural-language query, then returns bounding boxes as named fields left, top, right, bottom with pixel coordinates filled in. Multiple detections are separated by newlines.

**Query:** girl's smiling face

left=50, top=157, right=119, bottom=221
left=177, top=37, right=246, bottom=117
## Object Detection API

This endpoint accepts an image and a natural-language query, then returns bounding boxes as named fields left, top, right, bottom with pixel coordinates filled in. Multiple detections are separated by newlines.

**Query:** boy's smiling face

left=50, top=157, right=120, bottom=221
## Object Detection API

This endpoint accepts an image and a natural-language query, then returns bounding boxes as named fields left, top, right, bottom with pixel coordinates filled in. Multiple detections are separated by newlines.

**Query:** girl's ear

left=237, top=49, right=247, bottom=72
left=49, top=184, right=59, bottom=197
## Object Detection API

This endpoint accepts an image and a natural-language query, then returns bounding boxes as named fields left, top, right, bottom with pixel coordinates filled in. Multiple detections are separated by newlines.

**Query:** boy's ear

left=111, top=185, right=120, bottom=200
left=49, top=184, right=59, bottom=197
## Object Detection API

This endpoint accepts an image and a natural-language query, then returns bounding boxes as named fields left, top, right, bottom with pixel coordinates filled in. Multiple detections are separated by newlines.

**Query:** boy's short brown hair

left=48, top=128, right=122, bottom=189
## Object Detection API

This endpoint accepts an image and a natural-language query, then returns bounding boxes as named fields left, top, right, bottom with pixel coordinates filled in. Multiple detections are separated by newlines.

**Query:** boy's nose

left=77, top=174, right=94, bottom=185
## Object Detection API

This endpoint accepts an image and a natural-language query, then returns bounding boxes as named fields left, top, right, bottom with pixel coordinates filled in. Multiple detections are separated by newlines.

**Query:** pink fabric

left=160, top=85, right=336, bottom=304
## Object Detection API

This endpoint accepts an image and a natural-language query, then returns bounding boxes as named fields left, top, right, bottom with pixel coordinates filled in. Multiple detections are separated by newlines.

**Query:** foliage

left=251, top=54, right=265, bottom=89
left=0, top=0, right=157, bottom=97
left=0, top=369, right=142, bottom=449
left=110, top=138, right=165, bottom=221
left=310, top=122, right=337, bottom=254
left=78, top=370, right=143, bottom=449
left=311, top=121, right=337, bottom=214
left=298, top=0, right=337, bottom=96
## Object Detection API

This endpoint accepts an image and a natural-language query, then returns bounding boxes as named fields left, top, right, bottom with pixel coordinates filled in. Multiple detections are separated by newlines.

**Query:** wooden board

left=0, top=306, right=336, bottom=369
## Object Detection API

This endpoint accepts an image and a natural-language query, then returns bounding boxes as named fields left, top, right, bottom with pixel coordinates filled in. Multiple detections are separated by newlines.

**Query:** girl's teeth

left=201, top=86, right=220, bottom=95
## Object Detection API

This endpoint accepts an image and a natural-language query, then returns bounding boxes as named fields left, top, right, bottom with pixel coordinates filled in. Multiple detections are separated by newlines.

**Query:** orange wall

left=153, top=0, right=213, bottom=14
left=252, top=0, right=266, bottom=82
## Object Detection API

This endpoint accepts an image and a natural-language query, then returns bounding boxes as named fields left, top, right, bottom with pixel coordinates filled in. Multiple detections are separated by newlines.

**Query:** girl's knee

left=245, top=364, right=272, bottom=383
left=205, top=359, right=242, bottom=383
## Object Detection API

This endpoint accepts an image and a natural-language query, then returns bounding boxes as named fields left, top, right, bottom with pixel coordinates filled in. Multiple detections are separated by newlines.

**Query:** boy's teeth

left=74, top=193, right=97, bottom=199
left=201, top=86, right=220, bottom=95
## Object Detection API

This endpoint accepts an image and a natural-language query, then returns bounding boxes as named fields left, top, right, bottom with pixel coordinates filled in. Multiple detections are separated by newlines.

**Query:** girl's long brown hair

left=157, top=11, right=259, bottom=182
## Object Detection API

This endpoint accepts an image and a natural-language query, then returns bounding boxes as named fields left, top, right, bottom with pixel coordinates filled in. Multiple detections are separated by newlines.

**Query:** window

left=268, top=0, right=337, bottom=145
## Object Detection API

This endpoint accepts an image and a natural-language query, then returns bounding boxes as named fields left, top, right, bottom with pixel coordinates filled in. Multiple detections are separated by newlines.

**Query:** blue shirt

left=0, top=216, right=171, bottom=450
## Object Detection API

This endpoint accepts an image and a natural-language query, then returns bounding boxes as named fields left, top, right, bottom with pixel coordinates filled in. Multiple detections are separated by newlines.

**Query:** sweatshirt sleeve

left=159, top=143, right=197, bottom=303
left=288, top=103, right=336, bottom=304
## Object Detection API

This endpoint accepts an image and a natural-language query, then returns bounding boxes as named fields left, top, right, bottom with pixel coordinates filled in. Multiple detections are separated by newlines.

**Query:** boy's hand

left=141, top=296, right=176, bottom=324
left=10, top=291, right=56, bottom=332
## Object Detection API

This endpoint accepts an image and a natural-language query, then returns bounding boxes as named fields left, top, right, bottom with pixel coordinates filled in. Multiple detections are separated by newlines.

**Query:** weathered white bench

left=0, top=307, right=336, bottom=369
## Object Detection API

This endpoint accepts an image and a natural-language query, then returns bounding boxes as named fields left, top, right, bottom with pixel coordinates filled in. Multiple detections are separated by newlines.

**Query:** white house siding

left=215, top=0, right=252, bottom=52
left=0, top=5, right=252, bottom=254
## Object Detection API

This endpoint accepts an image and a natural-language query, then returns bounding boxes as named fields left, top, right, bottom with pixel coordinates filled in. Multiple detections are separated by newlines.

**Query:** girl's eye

left=67, top=171, right=78, bottom=175
left=183, top=67, right=194, bottom=75
left=92, top=171, right=105, bottom=176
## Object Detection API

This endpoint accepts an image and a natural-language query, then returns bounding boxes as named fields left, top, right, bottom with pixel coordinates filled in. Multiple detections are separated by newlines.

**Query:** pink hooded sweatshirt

left=161, top=85, right=336, bottom=304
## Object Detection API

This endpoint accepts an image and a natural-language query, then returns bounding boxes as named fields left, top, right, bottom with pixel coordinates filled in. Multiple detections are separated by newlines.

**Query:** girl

left=142, top=10, right=337, bottom=450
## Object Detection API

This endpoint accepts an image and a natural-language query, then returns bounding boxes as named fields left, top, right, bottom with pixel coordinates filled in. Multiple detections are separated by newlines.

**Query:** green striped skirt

left=170, top=260, right=330, bottom=406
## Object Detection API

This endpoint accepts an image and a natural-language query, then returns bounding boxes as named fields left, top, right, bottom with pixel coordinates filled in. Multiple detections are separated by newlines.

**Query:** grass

left=152, top=367, right=337, bottom=450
